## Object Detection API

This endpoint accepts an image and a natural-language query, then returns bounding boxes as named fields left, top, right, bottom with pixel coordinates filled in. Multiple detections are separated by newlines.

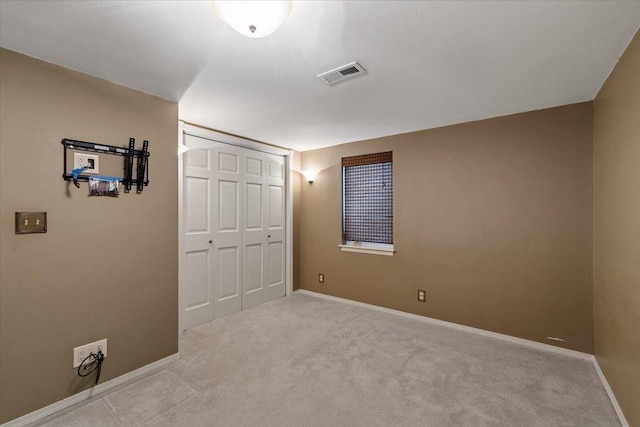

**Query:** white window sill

left=338, top=242, right=395, bottom=256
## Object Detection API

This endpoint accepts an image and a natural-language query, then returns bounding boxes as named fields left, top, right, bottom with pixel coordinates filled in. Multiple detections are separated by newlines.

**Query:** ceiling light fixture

left=212, top=1, right=292, bottom=38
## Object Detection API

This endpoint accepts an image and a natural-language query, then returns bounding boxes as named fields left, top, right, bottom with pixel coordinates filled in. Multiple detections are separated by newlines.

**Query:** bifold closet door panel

left=264, top=153, right=286, bottom=301
left=212, top=143, right=243, bottom=319
left=182, top=144, right=215, bottom=330
left=242, top=149, right=268, bottom=310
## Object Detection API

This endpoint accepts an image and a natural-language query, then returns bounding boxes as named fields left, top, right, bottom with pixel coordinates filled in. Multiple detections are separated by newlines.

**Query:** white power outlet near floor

left=73, top=153, right=99, bottom=174
left=73, top=339, right=107, bottom=368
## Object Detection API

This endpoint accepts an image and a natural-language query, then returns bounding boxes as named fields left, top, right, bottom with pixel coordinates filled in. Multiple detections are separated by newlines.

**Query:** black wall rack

left=61, top=138, right=150, bottom=192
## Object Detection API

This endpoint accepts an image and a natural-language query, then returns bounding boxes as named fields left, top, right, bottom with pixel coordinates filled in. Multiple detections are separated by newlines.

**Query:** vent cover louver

left=317, top=62, right=367, bottom=86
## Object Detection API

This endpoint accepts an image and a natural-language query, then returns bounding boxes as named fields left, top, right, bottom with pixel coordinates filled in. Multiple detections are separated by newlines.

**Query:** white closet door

left=264, top=153, right=286, bottom=301
left=242, top=150, right=286, bottom=308
left=183, top=144, right=215, bottom=330
left=212, top=143, right=244, bottom=319
left=181, top=134, right=287, bottom=329
left=242, top=149, right=268, bottom=309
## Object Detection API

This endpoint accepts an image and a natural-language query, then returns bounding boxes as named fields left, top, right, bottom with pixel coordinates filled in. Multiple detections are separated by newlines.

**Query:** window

left=340, top=151, right=394, bottom=256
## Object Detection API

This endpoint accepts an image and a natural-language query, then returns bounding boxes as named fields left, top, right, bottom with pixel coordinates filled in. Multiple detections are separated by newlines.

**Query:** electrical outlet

left=74, top=153, right=99, bottom=174
left=73, top=339, right=107, bottom=368
left=417, top=290, right=426, bottom=302
left=319, top=273, right=325, bottom=283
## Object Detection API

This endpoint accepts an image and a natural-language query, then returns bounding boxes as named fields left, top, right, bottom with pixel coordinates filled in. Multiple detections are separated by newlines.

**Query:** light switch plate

left=15, top=212, right=47, bottom=234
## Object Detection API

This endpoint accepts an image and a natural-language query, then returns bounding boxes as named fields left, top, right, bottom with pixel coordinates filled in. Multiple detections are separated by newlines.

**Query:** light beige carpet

left=32, top=293, right=619, bottom=426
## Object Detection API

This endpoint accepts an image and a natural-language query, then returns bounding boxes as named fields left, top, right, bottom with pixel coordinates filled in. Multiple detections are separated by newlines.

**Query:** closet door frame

left=178, top=122, right=293, bottom=334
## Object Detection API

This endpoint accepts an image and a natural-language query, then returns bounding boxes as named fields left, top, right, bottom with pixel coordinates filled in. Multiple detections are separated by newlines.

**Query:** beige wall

left=300, top=103, right=594, bottom=353
left=0, top=49, right=178, bottom=423
left=593, top=31, right=640, bottom=426
left=292, top=151, right=302, bottom=290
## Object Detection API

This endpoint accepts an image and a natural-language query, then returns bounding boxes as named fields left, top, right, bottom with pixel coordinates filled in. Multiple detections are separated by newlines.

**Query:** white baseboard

left=295, top=289, right=593, bottom=360
left=2, top=353, right=180, bottom=427
left=5, top=293, right=630, bottom=427
left=593, top=357, right=629, bottom=427
left=294, top=289, right=628, bottom=426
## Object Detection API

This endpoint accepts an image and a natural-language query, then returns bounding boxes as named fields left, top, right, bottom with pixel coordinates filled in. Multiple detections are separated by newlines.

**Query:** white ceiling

left=1, top=1, right=639, bottom=152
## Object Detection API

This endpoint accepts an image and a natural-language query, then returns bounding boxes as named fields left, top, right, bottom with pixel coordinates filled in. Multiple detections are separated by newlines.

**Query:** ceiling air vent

left=317, top=61, right=367, bottom=86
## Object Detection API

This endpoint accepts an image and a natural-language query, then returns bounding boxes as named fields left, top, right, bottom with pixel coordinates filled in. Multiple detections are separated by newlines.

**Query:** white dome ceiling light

left=212, top=1, right=292, bottom=38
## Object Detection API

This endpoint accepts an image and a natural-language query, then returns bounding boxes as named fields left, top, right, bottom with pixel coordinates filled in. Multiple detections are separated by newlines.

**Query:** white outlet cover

left=73, top=153, right=99, bottom=174
left=73, top=338, right=107, bottom=368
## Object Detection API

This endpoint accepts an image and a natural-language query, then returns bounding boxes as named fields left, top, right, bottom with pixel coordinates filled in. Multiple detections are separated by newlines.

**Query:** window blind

left=342, top=151, right=393, bottom=244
